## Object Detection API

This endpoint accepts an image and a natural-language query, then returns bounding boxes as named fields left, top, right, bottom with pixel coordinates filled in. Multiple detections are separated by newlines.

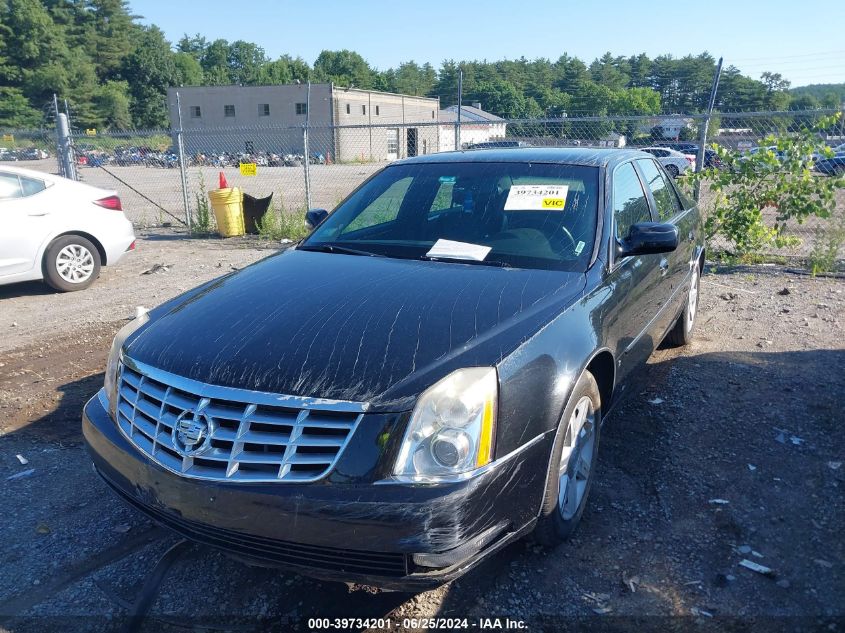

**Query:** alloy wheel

left=558, top=396, right=596, bottom=520
left=686, top=264, right=699, bottom=331
left=56, top=244, right=95, bottom=284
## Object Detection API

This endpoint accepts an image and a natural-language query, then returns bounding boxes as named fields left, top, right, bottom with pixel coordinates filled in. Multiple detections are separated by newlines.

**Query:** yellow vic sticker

left=239, top=162, right=257, bottom=176
left=542, top=197, right=565, bottom=209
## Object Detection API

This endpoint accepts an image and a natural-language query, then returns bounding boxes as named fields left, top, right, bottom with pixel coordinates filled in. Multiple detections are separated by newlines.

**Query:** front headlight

left=103, top=311, right=149, bottom=420
left=394, top=367, right=497, bottom=481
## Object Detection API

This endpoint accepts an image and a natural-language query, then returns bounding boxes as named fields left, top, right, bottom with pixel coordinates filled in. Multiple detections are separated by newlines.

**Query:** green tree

left=313, top=49, right=376, bottom=89
left=227, top=40, right=267, bottom=85
left=93, top=79, right=132, bottom=128
left=0, top=86, right=42, bottom=127
left=86, top=0, right=138, bottom=78
left=121, top=26, right=179, bottom=127
left=173, top=51, right=203, bottom=86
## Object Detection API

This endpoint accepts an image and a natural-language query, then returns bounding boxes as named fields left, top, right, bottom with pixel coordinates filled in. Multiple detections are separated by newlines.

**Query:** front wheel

left=665, top=164, right=680, bottom=178
left=665, top=260, right=700, bottom=347
left=43, top=235, right=101, bottom=292
left=535, top=371, right=601, bottom=546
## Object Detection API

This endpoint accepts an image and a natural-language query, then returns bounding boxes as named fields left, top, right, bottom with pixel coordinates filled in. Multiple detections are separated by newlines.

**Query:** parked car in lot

left=640, top=146, right=695, bottom=177
left=83, top=148, right=703, bottom=589
left=0, top=165, right=135, bottom=291
left=815, top=151, right=845, bottom=176
left=653, top=142, right=722, bottom=169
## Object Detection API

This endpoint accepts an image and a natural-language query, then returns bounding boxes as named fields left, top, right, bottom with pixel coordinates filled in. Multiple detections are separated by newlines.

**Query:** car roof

left=393, top=147, right=653, bottom=169
left=0, top=164, right=63, bottom=182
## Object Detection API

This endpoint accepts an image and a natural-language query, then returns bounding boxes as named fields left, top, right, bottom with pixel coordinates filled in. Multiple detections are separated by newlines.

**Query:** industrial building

left=438, top=104, right=508, bottom=151
left=166, top=84, right=440, bottom=162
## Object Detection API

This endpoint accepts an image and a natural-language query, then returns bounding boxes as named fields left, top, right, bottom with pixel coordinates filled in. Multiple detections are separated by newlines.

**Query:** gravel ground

left=0, top=234, right=843, bottom=632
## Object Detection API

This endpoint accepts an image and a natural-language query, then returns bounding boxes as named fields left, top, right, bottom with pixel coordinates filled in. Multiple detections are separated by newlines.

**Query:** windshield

left=302, top=161, right=600, bottom=271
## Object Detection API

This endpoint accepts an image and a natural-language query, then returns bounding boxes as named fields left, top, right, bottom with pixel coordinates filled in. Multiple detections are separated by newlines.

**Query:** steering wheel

left=547, top=224, right=578, bottom=256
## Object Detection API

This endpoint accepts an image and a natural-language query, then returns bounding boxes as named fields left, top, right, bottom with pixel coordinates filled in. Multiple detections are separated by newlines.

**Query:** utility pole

left=454, top=68, right=463, bottom=151
left=694, top=57, right=723, bottom=201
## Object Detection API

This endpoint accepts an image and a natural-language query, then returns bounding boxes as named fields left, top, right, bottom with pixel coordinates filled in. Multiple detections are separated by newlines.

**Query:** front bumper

left=82, top=391, right=550, bottom=589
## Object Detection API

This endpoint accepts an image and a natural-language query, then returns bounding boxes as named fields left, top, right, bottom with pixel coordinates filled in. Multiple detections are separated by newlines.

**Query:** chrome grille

left=115, top=358, right=363, bottom=483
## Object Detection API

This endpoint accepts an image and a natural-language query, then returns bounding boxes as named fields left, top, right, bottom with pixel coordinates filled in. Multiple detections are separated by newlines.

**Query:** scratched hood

left=126, top=249, right=585, bottom=409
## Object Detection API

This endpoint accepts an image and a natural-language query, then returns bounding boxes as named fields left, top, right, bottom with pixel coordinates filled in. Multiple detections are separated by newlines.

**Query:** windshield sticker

left=504, top=184, right=569, bottom=211
left=438, top=176, right=457, bottom=183
left=575, top=240, right=585, bottom=255
left=426, top=239, right=491, bottom=262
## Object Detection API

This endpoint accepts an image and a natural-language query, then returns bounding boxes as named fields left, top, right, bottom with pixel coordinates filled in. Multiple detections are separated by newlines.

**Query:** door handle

left=28, top=211, right=49, bottom=217
left=659, top=258, right=669, bottom=276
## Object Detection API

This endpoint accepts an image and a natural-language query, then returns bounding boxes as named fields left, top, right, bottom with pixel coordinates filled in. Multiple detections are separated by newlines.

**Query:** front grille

left=100, top=471, right=409, bottom=577
left=115, top=359, right=362, bottom=483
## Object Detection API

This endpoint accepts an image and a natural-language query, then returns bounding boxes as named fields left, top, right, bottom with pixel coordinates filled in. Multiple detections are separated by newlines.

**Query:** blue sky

left=131, top=0, right=845, bottom=87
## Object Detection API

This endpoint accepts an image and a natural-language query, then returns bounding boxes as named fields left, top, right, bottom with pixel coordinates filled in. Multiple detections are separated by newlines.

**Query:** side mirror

left=305, top=208, right=328, bottom=230
left=618, top=222, right=679, bottom=257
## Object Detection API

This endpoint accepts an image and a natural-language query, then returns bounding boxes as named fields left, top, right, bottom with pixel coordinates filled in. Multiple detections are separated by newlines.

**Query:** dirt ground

left=0, top=233, right=843, bottom=632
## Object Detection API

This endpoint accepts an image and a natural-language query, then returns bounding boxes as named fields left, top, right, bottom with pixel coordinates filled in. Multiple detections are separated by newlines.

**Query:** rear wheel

left=535, top=371, right=601, bottom=546
left=665, top=164, right=680, bottom=178
left=43, top=235, right=101, bottom=292
left=666, top=260, right=700, bottom=347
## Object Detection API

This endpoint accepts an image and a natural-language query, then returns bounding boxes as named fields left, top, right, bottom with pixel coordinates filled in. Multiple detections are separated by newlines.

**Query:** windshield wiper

left=421, top=255, right=511, bottom=268
left=299, top=243, right=385, bottom=258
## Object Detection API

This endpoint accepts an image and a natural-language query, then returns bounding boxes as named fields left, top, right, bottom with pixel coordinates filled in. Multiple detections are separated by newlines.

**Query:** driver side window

left=613, top=163, right=651, bottom=239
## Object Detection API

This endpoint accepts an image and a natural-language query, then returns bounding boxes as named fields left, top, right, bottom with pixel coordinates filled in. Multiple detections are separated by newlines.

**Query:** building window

left=295, top=102, right=307, bottom=115
left=375, top=105, right=380, bottom=116
left=189, top=106, right=201, bottom=118
left=346, top=103, right=350, bottom=115
left=362, top=105, right=367, bottom=115
left=224, top=105, right=235, bottom=117
left=259, top=103, right=270, bottom=116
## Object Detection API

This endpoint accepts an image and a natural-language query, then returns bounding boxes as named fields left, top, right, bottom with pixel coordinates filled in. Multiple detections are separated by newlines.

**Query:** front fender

left=495, top=291, right=607, bottom=459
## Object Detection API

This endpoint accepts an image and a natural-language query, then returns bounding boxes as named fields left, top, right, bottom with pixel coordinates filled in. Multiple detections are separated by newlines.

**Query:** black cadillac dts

left=83, top=148, right=704, bottom=589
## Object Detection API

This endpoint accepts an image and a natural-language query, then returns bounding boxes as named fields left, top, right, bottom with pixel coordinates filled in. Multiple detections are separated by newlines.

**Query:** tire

left=665, top=260, right=700, bottom=347
left=43, top=235, right=101, bottom=292
left=665, top=164, right=680, bottom=178
left=535, top=370, right=602, bottom=546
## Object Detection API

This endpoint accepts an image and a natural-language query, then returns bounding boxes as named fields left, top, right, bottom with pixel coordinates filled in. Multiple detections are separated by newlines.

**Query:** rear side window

left=636, top=159, right=682, bottom=221
left=20, top=176, right=46, bottom=196
left=613, top=163, right=652, bottom=238
left=0, top=173, right=22, bottom=199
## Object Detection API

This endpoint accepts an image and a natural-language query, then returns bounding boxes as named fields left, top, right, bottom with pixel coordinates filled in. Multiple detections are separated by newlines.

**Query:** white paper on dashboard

left=426, top=239, right=491, bottom=261
left=504, top=184, right=569, bottom=211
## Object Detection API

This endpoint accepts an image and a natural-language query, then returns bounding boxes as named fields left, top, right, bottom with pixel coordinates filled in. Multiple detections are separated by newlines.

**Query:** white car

left=0, top=165, right=135, bottom=291
left=640, top=147, right=695, bottom=178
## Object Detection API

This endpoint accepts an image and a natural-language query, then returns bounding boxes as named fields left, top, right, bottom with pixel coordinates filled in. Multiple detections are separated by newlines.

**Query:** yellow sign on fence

left=239, top=162, right=257, bottom=176
left=2, top=134, right=13, bottom=143
left=85, top=128, right=97, bottom=136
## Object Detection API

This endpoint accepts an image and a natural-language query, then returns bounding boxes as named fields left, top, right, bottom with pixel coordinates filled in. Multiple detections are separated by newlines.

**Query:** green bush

left=689, top=114, right=845, bottom=255
left=191, top=176, right=214, bottom=235
left=808, top=216, right=845, bottom=275
left=256, top=204, right=310, bottom=241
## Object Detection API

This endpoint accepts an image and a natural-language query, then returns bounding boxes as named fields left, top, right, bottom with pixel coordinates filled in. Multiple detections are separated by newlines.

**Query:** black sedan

left=82, top=148, right=704, bottom=590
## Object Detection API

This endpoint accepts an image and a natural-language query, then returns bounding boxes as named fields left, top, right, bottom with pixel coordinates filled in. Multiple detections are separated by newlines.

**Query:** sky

left=131, top=0, right=845, bottom=88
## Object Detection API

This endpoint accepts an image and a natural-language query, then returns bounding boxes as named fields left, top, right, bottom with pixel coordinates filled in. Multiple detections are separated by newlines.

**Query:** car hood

left=126, top=249, right=586, bottom=410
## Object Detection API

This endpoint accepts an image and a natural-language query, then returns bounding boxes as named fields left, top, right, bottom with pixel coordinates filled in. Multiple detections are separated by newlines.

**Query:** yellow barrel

left=208, top=187, right=245, bottom=237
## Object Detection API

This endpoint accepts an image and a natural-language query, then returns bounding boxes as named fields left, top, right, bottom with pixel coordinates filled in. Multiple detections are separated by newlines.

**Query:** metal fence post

left=694, top=57, right=723, bottom=202
left=56, top=113, right=77, bottom=182
left=303, top=81, right=313, bottom=210
left=175, top=91, right=192, bottom=231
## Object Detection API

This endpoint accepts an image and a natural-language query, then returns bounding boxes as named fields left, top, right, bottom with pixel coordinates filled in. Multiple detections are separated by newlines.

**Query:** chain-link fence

left=3, top=108, right=843, bottom=258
